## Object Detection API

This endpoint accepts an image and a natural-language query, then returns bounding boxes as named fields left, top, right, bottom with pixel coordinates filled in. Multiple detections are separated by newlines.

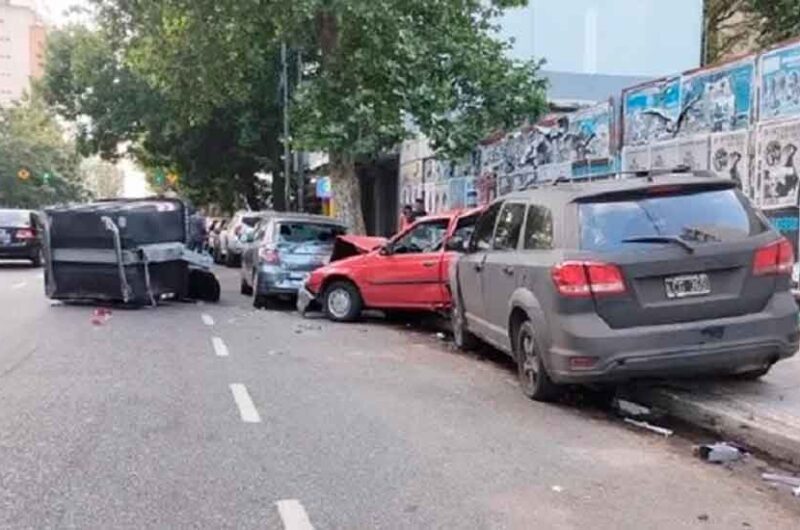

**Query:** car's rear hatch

left=275, top=221, right=347, bottom=272
left=576, top=182, right=787, bottom=329
left=0, top=210, right=34, bottom=246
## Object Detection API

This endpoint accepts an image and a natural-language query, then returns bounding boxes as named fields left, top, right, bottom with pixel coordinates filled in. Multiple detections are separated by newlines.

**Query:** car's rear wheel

left=30, top=249, right=42, bottom=267
left=514, top=320, right=561, bottom=402
left=451, top=291, right=477, bottom=350
left=323, top=281, right=362, bottom=322
left=252, top=272, right=270, bottom=309
left=733, top=366, right=772, bottom=380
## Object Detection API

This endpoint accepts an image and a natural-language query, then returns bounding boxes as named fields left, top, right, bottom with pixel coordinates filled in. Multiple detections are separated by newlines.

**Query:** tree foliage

left=88, top=0, right=547, bottom=232
left=0, top=94, right=87, bottom=209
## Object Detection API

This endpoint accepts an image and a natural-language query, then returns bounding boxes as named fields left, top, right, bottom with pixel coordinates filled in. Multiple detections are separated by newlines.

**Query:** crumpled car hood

left=330, top=235, right=387, bottom=262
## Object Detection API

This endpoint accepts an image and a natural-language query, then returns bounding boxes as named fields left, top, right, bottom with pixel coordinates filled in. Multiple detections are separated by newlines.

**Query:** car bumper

left=296, top=285, right=320, bottom=314
left=255, top=266, right=311, bottom=297
left=547, top=292, right=800, bottom=384
left=0, top=242, right=40, bottom=259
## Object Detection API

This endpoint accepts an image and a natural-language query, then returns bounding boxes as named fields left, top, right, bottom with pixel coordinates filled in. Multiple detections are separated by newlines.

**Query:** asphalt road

left=1, top=262, right=800, bottom=529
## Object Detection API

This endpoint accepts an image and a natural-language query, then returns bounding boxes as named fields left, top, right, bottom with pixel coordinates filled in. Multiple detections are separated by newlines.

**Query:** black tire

left=30, top=250, right=42, bottom=267
left=514, top=320, right=561, bottom=402
left=253, top=294, right=270, bottom=310
left=240, top=277, right=253, bottom=296
left=323, top=281, right=363, bottom=322
left=733, top=366, right=772, bottom=380
left=451, top=289, right=477, bottom=350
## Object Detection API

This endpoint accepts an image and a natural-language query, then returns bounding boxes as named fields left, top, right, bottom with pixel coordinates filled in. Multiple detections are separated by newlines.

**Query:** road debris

left=90, top=307, right=112, bottom=326
left=761, top=473, right=800, bottom=488
left=436, top=332, right=447, bottom=341
left=613, top=398, right=651, bottom=419
left=694, top=442, right=747, bottom=464
left=551, top=485, right=563, bottom=493
left=623, top=418, right=673, bottom=437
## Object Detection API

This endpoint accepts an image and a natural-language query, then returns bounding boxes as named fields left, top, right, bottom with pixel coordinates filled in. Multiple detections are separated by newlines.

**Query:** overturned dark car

left=43, top=198, right=220, bottom=305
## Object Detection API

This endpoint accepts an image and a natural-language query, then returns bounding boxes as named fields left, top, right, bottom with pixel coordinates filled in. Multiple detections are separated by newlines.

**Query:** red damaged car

left=297, top=208, right=482, bottom=321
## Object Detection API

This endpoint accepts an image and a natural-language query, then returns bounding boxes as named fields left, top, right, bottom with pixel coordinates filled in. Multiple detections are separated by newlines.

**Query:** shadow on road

left=0, top=261, right=39, bottom=269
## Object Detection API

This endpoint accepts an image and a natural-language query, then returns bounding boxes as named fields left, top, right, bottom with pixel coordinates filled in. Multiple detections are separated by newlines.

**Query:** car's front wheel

left=514, top=320, right=561, bottom=402
left=323, top=281, right=363, bottom=322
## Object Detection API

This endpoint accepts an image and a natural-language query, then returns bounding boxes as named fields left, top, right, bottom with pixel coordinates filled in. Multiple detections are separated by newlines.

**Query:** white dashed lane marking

left=229, top=384, right=261, bottom=423
left=211, top=336, right=229, bottom=357
left=276, top=499, right=315, bottom=530
left=201, top=313, right=215, bottom=326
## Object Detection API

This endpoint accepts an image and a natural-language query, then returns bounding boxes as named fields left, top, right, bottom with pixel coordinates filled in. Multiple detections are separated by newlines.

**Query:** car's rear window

left=0, top=210, right=31, bottom=227
left=277, top=222, right=346, bottom=244
left=242, top=216, right=261, bottom=227
left=579, top=189, right=767, bottom=252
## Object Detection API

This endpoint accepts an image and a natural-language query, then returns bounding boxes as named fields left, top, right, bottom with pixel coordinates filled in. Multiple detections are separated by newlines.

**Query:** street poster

left=764, top=207, right=800, bottom=260
left=709, top=130, right=750, bottom=193
left=678, top=134, right=711, bottom=170
left=622, top=77, right=681, bottom=146
left=679, top=58, right=755, bottom=136
left=759, top=41, right=800, bottom=122
left=649, top=140, right=681, bottom=170
left=536, top=162, right=571, bottom=183
left=757, top=118, right=800, bottom=209
left=621, top=145, right=650, bottom=172
left=568, top=101, right=613, bottom=162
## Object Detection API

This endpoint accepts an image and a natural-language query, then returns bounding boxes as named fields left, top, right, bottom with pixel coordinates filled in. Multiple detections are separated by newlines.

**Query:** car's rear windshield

left=579, top=189, right=767, bottom=252
left=277, top=222, right=346, bottom=244
left=0, top=210, right=31, bottom=227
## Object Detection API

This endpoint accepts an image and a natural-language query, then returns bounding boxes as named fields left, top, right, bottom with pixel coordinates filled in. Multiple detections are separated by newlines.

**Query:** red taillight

left=551, top=261, right=626, bottom=297
left=15, top=228, right=35, bottom=239
left=259, top=247, right=280, bottom=265
left=753, top=238, right=794, bottom=276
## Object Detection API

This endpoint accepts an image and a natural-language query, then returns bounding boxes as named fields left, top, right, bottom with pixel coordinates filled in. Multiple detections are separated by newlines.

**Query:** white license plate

left=665, top=273, right=711, bottom=299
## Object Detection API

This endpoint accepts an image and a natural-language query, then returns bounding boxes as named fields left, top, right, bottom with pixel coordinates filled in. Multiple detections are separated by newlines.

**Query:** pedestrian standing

left=399, top=204, right=414, bottom=232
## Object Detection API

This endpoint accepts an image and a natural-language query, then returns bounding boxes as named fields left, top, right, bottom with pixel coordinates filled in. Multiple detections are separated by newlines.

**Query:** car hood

left=330, top=235, right=387, bottom=262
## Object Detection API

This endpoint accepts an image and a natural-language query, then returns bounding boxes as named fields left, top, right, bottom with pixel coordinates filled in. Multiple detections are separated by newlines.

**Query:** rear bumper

left=255, top=266, right=310, bottom=297
left=547, top=292, right=800, bottom=384
left=0, top=242, right=40, bottom=259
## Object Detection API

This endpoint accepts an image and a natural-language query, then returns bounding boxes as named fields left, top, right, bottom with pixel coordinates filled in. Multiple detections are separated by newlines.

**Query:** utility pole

left=296, top=50, right=305, bottom=213
left=281, top=41, right=291, bottom=211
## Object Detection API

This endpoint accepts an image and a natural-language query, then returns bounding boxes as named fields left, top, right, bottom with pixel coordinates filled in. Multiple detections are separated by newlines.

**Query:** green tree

left=0, top=93, right=86, bottom=208
left=42, top=24, right=283, bottom=211
left=92, top=0, right=547, bottom=233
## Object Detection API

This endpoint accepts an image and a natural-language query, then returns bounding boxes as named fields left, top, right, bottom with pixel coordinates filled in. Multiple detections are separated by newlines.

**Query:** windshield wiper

left=681, top=226, right=721, bottom=243
left=621, top=235, right=696, bottom=253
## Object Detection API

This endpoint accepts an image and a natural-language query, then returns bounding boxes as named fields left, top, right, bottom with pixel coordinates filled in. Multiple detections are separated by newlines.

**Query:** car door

left=363, top=217, right=451, bottom=307
left=459, top=202, right=503, bottom=339
left=481, top=202, right=527, bottom=350
left=242, top=220, right=268, bottom=280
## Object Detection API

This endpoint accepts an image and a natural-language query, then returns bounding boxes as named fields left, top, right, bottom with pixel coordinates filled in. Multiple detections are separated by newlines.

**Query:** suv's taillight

left=15, top=228, right=35, bottom=239
left=551, top=261, right=626, bottom=297
left=753, top=238, right=794, bottom=276
left=260, top=247, right=280, bottom=265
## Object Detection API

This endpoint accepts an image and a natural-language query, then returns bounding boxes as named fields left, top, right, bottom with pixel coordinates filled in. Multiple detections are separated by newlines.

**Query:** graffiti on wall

left=680, top=58, right=755, bottom=135
left=757, top=119, right=800, bottom=209
left=760, top=42, right=800, bottom=122
left=623, top=77, right=681, bottom=146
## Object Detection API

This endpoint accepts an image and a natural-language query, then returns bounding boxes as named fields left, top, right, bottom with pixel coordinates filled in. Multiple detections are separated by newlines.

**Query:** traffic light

left=154, top=168, right=166, bottom=186
left=17, top=168, right=31, bottom=181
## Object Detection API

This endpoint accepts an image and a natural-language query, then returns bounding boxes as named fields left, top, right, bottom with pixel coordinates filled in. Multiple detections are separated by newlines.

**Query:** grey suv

left=450, top=172, right=799, bottom=401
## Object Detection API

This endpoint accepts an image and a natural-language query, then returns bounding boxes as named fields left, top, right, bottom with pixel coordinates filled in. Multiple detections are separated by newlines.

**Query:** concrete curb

left=629, top=384, right=800, bottom=467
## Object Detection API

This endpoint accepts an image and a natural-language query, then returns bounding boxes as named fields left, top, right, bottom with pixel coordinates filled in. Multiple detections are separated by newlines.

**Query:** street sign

left=166, top=172, right=179, bottom=185
left=17, top=168, right=30, bottom=181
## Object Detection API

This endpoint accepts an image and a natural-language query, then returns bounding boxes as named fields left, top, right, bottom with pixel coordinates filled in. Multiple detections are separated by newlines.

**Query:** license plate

left=665, top=273, right=711, bottom=299
left=0, top=230, right=9, bottom=245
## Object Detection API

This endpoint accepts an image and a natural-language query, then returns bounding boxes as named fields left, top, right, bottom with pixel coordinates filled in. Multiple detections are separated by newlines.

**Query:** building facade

left=0, top=0, right=45, bottom=106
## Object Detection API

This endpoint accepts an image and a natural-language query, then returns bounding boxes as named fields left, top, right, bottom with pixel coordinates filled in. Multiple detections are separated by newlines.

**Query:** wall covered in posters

left=709, top=130, right=751, bottom=197
left=680, top=58, right=755, bottom=135
left=756, top=119, right=800, bottom=209
left=759, top=42, right=800, bottom=122
left=622, top=77, right=681, bottom=146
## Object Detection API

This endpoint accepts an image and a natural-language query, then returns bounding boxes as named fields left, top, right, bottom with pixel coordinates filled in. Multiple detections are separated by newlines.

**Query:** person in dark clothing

left=399, top=204, right=414, bottom=231
left=411, top=198, right=428, bottom=220
left=187, top=207, right=208, bottom=252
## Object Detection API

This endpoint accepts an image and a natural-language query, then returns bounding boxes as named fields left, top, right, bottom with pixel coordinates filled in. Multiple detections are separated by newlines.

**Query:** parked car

left=240, top=213, right=347, bottom=309
left=450, top=172, right=800, bottom=401
left=0, top=208, right=43, bottom=266
left=298, top=208, right=482, bottom=321
left=209, top=217, right=229, bottom=263
left=219, top=211, right=271, bottom=267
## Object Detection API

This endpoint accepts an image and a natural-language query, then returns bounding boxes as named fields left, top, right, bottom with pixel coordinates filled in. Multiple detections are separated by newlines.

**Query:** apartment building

left=0, top=0, right=45, bottom=106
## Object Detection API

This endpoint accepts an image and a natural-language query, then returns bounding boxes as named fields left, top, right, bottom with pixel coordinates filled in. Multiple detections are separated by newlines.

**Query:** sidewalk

left=629, top=356, right=800, bottom=466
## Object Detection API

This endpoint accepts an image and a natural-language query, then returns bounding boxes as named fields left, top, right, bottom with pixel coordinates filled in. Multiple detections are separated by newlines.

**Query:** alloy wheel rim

left=328, top=289, right=351, bottom=318
left=521, top=329, right=539, bottom=388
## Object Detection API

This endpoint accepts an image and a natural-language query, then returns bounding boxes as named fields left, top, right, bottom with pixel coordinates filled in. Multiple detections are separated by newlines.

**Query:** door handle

left=502, top=266, right=514, bottom=276
left=422, top=261, right=436, bottom=268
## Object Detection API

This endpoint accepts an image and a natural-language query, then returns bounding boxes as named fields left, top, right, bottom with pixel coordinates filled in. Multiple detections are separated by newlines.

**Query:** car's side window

left=392, top=219, right=449, bottom=254
left=492, top=203, right=526, bottom=251
left=471, top=202, right=503, bottom=251
left=523, top=205, right=554, bottom=250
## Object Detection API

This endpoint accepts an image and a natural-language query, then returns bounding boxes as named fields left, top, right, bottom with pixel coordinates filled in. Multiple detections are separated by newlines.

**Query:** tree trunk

left=330, top=152, right=366, bottom=234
